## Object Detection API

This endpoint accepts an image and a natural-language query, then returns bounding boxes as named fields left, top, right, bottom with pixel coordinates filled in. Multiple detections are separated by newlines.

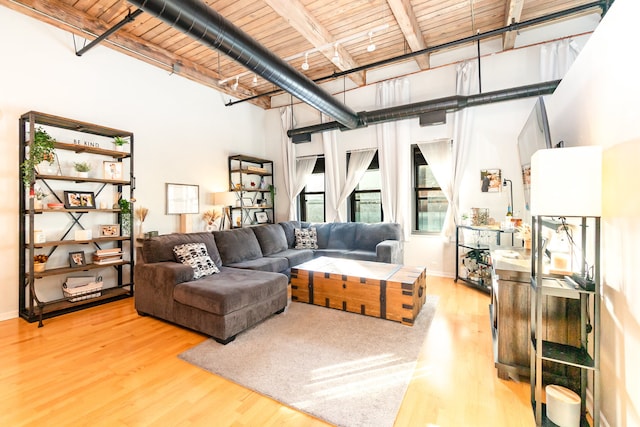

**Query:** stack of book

left=93, top=248, right=123, bottom=265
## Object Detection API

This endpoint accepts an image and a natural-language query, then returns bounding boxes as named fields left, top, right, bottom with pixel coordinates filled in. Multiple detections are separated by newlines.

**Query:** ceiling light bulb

left=252, top=74, right=258, bottom=85
left=231, top=76, right=239, bottom=91
left=301, top=53, right=309, bottom=71
left=367, top=32, right=376, bottom=52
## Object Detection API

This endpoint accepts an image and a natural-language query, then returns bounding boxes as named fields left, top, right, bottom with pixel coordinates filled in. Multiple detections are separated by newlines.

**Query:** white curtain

left=322, top=114, right=341, bottom=222
left=540, top=39, right=581, bottom=80
left=291, top=156, right=318, bottom=218
left=280, top=106, right=298, bottom=220
left=446, top=60, right=476, bottom=239
left=418, top=139, right=453, bottom=240
left=333, top=149, right=376, bottom=222
left=376, top=77, right=411, bottom=239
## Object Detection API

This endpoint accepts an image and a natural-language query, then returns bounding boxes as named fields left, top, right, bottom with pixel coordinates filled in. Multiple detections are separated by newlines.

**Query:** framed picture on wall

left=166, top=183, right=199, bottom=214
left=480, top=169, right=502, bottom=193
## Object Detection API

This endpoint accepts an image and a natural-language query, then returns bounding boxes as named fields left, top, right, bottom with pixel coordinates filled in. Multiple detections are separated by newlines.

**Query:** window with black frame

left=413, top=145, right=448, bottom=232
left=349, top=151, right=382, bottom=223
left=298, top=157, right=325, bottom=222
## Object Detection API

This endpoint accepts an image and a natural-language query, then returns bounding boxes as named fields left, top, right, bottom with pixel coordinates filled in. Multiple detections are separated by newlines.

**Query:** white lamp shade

left=531, top=146, right=602, bottom=217
left=213, top=191, right=236, bottom=207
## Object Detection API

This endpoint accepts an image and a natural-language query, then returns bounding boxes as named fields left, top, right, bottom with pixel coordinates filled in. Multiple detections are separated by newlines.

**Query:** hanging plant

left=21, top=127, right=56, bottom=188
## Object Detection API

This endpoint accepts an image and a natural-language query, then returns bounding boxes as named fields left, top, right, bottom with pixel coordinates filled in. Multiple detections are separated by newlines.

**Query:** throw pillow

left=294, top=227, right=318, bottom=249
left=173, top=243, right=220, bottom=279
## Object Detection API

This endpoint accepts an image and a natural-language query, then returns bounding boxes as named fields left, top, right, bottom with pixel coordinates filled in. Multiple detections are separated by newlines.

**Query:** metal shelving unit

left=19, top=111, right=134, bottom=326
left=228, top=154, right=274, bottom=228
left=455, top=225, right=515, bottom=293
left=530, top=215, right=600, bottom=427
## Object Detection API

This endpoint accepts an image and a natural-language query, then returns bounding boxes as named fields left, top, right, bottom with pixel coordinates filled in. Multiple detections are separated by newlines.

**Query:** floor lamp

left=214, top=192, right=236, bottom=230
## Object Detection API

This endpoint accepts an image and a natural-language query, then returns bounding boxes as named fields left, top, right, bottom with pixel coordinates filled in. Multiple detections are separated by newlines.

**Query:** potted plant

left=33, top=254, right=49, bottom=272
left=268, top=184, right=276, bottom=207
left=33, top=186, right=48, bottom=210
left=119, top=197, right=132, bottom=236
left=73, top=161, right=91, bottom=178
left=21, top=127, right=56, bottom=188
left=113, top=136, right=129, bottom=151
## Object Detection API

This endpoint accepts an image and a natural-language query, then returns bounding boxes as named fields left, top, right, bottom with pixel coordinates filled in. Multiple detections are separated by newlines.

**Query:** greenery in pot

left=21, top=127, right=56, bottom=187
left=268, top=184, right=276, bottom=206
left=113, top=136, right=129, bottom=146
left=119, top=197, right=133, bottom=235
left=73, top=161, right=92, bottom=172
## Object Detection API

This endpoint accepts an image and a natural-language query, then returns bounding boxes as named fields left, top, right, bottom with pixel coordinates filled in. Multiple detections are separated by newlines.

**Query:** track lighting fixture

left=217, top=24, right=388, bottom=92
left=367, top=31, right=376, bottom=52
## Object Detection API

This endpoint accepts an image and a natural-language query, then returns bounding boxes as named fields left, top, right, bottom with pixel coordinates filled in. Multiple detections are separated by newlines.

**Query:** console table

left=490, top=246, right=580, bottom=383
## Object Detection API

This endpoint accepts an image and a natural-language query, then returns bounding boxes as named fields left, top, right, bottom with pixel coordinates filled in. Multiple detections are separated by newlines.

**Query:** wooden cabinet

left=19, top=111, right=134, bottom=326
left=490, top=247, right=580, bottom=383
left=228, top=155, right=274, bottom=228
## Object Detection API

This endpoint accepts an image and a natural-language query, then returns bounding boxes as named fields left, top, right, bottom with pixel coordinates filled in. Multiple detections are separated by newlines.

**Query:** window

left=299, top=157, right=325, bottom=222
left=349, top=152, right=382, bottom=223
left=413, top=145, right=448, bottom=232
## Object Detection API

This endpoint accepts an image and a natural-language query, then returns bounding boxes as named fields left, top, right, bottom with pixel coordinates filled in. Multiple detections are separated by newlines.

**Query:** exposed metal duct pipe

left=287, top=80, right=561, bottom=139
left=127, top=0, right=360, bottom=129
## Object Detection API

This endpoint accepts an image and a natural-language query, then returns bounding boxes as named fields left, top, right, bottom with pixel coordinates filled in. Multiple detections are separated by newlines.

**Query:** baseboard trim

left=0, top=310, right=19, bottom=322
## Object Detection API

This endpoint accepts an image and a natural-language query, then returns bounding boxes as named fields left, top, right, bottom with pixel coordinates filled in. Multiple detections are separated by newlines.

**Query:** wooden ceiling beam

left=387, top=0, right=430, bottom=70
left=263, top=0, right=366, bottom=87
left=0, top=0, right=270, bottom=108
left=502, top=0, right=525, bottom=50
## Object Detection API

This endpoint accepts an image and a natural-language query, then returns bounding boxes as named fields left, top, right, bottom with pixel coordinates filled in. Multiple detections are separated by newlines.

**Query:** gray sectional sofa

left=134, top=221, right=403, bottom=344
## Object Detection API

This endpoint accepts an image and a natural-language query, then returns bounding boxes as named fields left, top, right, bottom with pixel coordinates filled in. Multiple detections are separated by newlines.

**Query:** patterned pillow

left=173, top=243, right=220, bottom=279
left=294, top=227, right=318, bottom=249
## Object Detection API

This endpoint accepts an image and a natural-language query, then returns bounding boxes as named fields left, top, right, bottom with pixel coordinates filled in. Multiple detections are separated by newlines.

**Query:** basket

left=63, top=281, right=103, bottom=302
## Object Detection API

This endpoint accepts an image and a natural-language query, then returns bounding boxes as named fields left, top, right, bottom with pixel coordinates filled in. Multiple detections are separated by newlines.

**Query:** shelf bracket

left=75, top=9, right=144, bottom=57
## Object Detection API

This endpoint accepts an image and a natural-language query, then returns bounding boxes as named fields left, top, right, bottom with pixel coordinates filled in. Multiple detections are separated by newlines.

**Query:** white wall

left=265, top=28, right=594, bottom=274
left=0, top=6, right=268, bottom=319
left=546, top=0, right=640, bottom=425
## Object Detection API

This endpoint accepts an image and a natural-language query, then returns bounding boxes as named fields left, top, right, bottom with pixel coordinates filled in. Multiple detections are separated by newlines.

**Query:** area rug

left=179, top=295, right=438, bottom=427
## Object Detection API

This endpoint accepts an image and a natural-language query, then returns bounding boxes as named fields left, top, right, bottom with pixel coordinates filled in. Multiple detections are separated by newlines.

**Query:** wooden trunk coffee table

left=290, top=257, right=427, bottom=325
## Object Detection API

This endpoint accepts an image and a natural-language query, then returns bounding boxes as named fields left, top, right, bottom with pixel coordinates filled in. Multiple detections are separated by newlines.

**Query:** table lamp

left=214, top=191, right=236, bottom=230
left=530, top=146, right=602, bottom=217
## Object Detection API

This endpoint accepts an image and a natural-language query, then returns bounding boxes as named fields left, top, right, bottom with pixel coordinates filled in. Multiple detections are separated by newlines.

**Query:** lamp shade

left=530, top=146, right=602, bottom=217
left=213, top=191, right=236, bottom=207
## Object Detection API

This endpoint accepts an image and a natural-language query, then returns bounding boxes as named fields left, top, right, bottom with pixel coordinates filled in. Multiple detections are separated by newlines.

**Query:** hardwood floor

left=0, top=276, right=534, bottom=426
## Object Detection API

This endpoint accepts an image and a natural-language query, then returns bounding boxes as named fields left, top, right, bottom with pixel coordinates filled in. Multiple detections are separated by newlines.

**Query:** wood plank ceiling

left=1, top=0, right=604, bottom=109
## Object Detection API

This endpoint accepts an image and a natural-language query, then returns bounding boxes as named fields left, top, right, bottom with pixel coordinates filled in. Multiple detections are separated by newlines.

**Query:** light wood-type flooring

left=0, top=276, right=534, bottom=426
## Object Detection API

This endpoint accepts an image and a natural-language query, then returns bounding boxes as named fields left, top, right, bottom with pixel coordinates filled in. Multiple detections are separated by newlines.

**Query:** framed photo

left=480, top=169, right=502, bottom=193
left=69, top=251, right=86, bottom=268
left=103, top=161, right=122, bottom=180
left=166, top=183, right=199, bottom=214
left=242, top=198, right=253, bottom=207
left=64, top=191, right=96, bottom=209
left=99, top=224, right=120, bottom=237
left=255, top=211, right=269, bottom=224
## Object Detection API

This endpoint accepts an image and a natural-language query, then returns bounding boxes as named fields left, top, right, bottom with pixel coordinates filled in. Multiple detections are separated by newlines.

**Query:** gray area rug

left=179, top=296, right=438, bottom=427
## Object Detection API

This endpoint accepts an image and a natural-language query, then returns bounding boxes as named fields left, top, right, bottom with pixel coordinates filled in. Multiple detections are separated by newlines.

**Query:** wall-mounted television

left=517, top=96, right=552, bottom=211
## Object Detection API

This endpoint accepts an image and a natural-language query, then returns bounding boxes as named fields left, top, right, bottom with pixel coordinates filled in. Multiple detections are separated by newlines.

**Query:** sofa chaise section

left=135, top=231, right=288, bottom=344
